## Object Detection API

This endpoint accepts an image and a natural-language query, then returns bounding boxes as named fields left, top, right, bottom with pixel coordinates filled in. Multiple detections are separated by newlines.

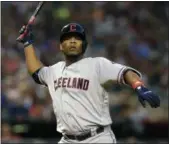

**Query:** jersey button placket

left=60, top=68, right=67, bottom=128
left=62, top=68, right=71, bottom=130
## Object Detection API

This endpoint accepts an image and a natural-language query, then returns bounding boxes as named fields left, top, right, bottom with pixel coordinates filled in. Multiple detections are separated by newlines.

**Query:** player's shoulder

left=83, top=57, right=109, bottom=61
left=81, top=57, right=106, bottom=63
left=93, top=57, right=109, bottom=61
left=92, top=57, right=115, bottom=64
left=82, top=57, right=115, bottom=68
left=48, top=61, right=65, bottom=69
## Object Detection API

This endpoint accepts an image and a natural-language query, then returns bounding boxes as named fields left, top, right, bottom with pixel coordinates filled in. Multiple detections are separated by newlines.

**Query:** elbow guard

left=31, top=68, right=43, bottom=85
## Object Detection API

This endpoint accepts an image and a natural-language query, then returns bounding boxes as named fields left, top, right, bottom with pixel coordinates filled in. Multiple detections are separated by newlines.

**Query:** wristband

left=132, top=81, right=144, bottom=89
left=24, top=40, right=33, bottom=47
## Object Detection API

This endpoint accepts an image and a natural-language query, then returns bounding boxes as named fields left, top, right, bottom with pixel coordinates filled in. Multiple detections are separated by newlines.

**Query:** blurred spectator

left=1, top=123, right=21, bottom=142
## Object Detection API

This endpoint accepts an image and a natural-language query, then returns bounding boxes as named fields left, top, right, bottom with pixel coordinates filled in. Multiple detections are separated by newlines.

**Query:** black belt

left=64, top=126, right=104, bottom=141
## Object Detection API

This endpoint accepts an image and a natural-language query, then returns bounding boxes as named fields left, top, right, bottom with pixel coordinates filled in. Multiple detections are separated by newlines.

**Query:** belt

left=64, top=126, right=104, bottom=141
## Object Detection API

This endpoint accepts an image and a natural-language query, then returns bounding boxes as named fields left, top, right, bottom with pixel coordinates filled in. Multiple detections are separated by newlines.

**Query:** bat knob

left=16, top=37, right=20, bottom=41
left=16, top=34, right=23, bottom=42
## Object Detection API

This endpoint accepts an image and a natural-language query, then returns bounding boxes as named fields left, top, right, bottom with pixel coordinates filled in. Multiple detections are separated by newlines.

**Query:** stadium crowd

left=1, top=1, right=168, bottom=142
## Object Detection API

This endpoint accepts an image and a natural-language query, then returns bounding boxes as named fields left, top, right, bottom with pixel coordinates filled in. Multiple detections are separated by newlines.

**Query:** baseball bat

left=16, top=1, right=45, bottom=41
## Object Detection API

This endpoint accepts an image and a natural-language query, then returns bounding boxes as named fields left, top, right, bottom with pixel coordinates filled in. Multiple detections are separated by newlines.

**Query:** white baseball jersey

left=37, top=57, right=141, bottom=135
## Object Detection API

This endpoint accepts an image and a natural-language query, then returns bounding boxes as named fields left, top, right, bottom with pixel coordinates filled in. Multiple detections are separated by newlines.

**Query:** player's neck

left=65, top=55, right=83, bottom=66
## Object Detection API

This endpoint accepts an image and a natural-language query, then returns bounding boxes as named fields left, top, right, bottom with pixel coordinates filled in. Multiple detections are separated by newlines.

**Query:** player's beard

left=62, top=47, right=83, bottom=64
left=61, top=42, right=83, bottom=63
left=63, top=51, right=83, bottom=63
left=62, top=44, right=82, bottom=56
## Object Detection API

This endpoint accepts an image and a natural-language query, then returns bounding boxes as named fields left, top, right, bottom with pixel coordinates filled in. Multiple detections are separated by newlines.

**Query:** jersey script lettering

left=54, top=77, right=89, bottom=91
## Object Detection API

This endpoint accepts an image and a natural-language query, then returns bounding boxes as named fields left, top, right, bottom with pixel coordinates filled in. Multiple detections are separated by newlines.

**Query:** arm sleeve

left=96, top=57, right=142, bottom=86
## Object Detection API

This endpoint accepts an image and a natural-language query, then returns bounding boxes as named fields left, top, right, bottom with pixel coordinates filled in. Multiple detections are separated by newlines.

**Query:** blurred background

left=1, top=1, right=168, bottom=143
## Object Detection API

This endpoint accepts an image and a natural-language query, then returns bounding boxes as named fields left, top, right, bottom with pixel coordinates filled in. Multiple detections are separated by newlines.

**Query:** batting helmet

left=60, top=23, right=88, bottom=54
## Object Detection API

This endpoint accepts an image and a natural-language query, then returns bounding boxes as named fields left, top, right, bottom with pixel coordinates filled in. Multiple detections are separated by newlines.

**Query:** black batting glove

left=16, top=24, right=34, bottom=47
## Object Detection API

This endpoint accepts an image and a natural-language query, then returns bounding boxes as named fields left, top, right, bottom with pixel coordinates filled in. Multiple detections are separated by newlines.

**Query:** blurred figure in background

left=1, top=123, right=21, bottom=142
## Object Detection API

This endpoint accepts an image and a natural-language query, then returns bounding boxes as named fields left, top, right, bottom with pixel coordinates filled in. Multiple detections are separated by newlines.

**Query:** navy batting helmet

left=60, top=23, right=88, bottom=54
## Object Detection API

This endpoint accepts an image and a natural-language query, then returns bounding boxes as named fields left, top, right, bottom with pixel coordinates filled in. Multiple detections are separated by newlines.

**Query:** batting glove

left=135, top=86, right=160, bottom=108
left=16, top=24, right=34, bottom=47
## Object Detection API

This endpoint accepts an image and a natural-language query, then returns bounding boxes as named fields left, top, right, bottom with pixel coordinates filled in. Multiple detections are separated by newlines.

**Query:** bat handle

left=28, top=16, right=36, bottom=25
left=16, top=32, right=27, bottom=41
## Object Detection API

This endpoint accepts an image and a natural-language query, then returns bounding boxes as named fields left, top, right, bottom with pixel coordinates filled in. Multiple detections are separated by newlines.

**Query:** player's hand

left=16, top=24, right=34, bottom=47
left=135, top=86, right=160, bottom=108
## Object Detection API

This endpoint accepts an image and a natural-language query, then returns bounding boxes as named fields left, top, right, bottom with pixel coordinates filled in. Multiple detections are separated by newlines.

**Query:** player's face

left=60, top=33, right=83, bottom=56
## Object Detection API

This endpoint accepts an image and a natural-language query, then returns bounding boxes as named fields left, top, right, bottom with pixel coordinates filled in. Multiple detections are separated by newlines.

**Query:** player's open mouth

left=70, top=47, right=76, bottom=50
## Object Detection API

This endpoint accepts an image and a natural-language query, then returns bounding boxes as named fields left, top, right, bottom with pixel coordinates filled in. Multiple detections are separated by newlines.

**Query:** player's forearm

left=124, top=70, right=144, bottom=88
left=24, top=44, right=43, bottom=74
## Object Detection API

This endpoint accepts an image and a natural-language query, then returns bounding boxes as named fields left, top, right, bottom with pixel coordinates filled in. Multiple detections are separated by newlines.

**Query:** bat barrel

left=33, top=1, right=44, bottom=17
left=28, top=2, right=45, bottom=25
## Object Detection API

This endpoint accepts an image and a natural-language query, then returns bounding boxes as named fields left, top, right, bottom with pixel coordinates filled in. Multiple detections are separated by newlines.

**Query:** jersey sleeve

left=96, top=57, right=142, bottom=86
left=38, top=66, right=52, bottom=86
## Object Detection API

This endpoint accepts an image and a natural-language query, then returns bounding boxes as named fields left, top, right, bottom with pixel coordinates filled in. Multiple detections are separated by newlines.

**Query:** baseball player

left=17, top=23, right=160, bottom=143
